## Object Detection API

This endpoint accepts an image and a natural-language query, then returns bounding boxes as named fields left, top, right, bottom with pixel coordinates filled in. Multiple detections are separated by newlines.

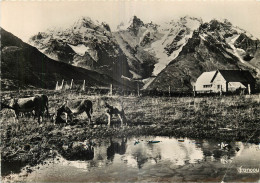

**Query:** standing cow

left=104, top=102, right=127, bottom=127
left=12, top=94, right=49, bottom=123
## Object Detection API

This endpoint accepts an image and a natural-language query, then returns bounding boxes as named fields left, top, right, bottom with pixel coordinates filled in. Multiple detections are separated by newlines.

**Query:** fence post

left=110, top=84, right=113, bottom=96
left=82, top=80, right=85, bottom=91
left=193, top=85, right=196, bottom=97
left=70, top=79, right=73, bottom=90
left=220, top=85, right=222, bottom=96
left=169, top=86, right=171, bottom=97
left=248, top=84, right=251, bottom=95
left=55, top=81, right=59, bottom=90
left=61, top=79, right=64, bottom=90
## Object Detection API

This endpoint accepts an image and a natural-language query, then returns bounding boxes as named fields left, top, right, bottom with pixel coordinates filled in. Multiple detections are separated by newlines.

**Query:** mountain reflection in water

left=3, top=136, right=259, bottom=182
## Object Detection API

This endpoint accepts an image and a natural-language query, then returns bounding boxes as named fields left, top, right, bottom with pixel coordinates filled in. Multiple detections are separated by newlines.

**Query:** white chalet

left=195, top=70, right=255, bottom=93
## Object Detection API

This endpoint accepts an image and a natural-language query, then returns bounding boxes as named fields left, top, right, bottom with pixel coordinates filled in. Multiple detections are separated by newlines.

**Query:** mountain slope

left=1, top=28, right=124, bottom=90
left=29, top=17, right=131, bottom=80
left=147, top=19, right=260, bottom=92
left=26, top=16, right=260, bottom=92
left=114, top=16, right=203, bottom=78
left=113, top=16, right=159, bottom=78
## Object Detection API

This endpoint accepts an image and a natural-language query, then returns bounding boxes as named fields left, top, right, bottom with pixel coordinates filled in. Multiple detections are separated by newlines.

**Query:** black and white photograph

left=0, top=0, right=260, bottom=182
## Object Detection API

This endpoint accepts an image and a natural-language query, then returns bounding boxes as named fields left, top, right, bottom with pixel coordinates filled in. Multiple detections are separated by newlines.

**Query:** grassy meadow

left=1, top=90, right=260, bottom=175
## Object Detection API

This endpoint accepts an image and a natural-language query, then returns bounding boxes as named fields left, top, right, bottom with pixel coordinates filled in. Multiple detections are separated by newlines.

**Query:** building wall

left=195, top=82, right=213, bottom=93
left=195, top=71, right=255, bottom=94
left=211, top=72, right=227, bottom=92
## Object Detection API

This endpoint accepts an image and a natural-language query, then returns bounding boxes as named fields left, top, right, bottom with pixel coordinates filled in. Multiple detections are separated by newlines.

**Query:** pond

left=2, top=136, right=260, bottom=182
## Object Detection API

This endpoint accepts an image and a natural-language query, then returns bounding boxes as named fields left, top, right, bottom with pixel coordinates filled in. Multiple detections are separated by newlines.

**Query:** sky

left=1, top=0, right=260, bottom=42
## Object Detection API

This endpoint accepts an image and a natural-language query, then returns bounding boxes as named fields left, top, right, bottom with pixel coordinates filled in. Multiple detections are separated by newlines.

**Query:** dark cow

left=12, top=94, right=49, bottom=123
left=56, top=100, right=93, bottom=125
left=104, top=102, right=127, bottom=126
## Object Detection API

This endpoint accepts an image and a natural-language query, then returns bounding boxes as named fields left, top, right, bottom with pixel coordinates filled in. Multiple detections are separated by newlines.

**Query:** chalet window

left=217, top=85, right=221, bottom=89
left=203, top=84, right=212, bottom=88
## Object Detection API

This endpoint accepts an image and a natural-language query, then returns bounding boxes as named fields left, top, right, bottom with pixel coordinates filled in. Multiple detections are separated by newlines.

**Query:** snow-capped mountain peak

left=149, top=16, right=203, bottom=75
left=117, top=15, right=145, bottom=31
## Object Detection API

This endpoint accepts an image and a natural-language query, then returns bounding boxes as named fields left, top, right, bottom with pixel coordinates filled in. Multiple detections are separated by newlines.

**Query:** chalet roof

left=211, top=70, right=255, bottom=83
left=196, top=71, right=216, bottom=85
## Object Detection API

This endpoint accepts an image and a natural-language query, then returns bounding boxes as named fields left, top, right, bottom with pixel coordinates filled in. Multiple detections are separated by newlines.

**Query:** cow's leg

left=45, top=104, right=50, bottom=118
left=15, top=111, right=19, bottom=120
left=65, top=113, right=68, bottom=123
left=86, top=110, right=91, bottom=125
left=120, top=110, right=127, bottom=126
left=32, top=110, right=36, bottom=119
left=106, top=113, right=111, bottom=127
left=35, top=110, right=41, bottom=125
left=118, top=114, right=123, bottom=126
left=37, top=113, right=41, bottom=124
left=40, top=112, right=44, bottom=123
left=33, top=110, right=37, bottom=119
left=13, top=114, right=18, bottom=123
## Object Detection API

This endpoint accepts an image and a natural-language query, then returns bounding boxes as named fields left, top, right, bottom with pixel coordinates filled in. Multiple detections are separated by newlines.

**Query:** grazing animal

left=104, top=102, right=127, bottom=126
left=12, top=94, right=49, bottom=123
left=56, top=100, right=93, bottom=124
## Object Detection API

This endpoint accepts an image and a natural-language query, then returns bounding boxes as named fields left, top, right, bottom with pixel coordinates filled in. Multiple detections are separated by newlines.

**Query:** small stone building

left=195, top=70, right=255, bottom=94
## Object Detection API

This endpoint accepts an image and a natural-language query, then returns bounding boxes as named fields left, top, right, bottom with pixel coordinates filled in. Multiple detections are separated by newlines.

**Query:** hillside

left=25, top=16, right=260, bottom=92
left=29, top=17, right=131, bottom=80
left=1, top=28, right=125, bottom=90
left=146, top=19, right=260, bottom=92
left=114, top=16, right=203, bottom=78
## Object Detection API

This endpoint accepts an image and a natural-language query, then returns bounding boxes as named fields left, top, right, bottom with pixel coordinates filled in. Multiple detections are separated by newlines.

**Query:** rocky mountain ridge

left=28, top=16, right=260, bottom=92
left=1, top=28, right=129, bottom=90
left=29, top=17, right=131, bottom=80
left=147, top=19, right=260, bottom=92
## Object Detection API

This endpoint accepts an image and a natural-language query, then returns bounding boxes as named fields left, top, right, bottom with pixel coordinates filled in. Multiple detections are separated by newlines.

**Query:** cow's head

left=56, top=104, right=73, bottom=122
left=12, top=98, right=20, bottom=109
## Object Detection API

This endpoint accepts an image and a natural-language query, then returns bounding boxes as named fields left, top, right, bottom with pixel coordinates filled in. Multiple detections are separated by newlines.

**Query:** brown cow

left=104, top=102, right=127, bottom=127
left=12, top=94, right=49, bottom=123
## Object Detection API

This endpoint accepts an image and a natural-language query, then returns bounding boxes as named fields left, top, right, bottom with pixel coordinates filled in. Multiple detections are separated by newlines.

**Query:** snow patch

left=129, top=70, right=142, bottom=79
left=147, top=18, right=201, bottom=76
left=227, top=35, right=245, bottom=63
left=199, top=34, right=207, bottom=41
left=139, top=29, right=150, bottom=44
left=142, top=77, right=156, bottom=90
left=121, top=75, right=132, bottom=81
left=68, top=44, right=89, bottom=56
left=68, top=44, right=98, bottom=62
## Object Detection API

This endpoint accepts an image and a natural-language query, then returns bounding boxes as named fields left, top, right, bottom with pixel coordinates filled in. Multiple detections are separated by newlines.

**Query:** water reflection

left=198, top=140, right=239, bottom=164
left=3, top=137, right=260, bottom=182
left=107, top=137, right=127, bottom=161
left=61, top=141, right=95, bottom=161
left=60, top=137, right=246, bottom=169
